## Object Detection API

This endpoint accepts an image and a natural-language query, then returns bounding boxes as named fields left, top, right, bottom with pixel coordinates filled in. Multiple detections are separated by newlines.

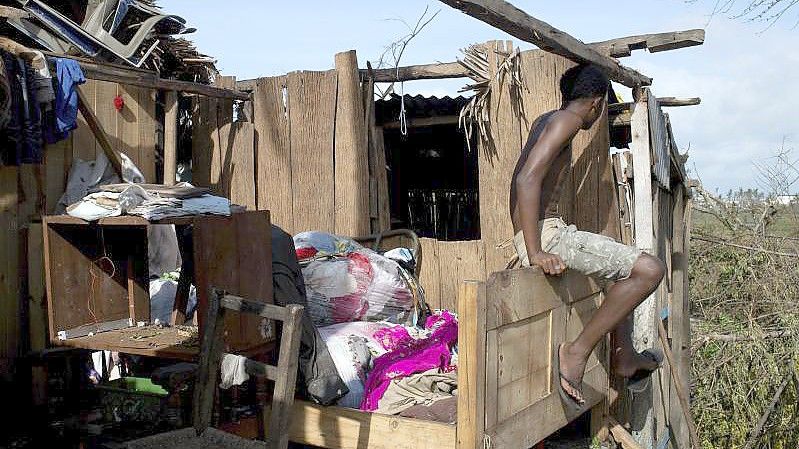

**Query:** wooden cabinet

left=42, top=211, right=274, bottom=360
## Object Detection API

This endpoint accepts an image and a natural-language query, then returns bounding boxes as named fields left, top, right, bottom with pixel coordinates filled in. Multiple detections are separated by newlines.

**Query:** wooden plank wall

left=201, top=51, right=376, bottom=237
left=479, top=45, right=618, bottom=276
left=419, top=238, right=487, bottom=312
left=198, top=76, right=258, bottom=210
left=0, top=79, right=158, bottom=378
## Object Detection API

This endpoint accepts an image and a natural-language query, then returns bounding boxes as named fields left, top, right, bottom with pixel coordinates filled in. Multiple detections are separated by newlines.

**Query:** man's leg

left=558, top=253, right=665, bottom=403
left=611, top=314, right=658, bottom=377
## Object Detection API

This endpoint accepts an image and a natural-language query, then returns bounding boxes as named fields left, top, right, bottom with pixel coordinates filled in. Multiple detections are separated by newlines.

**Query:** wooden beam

left=362, top=29, right=704, bottom=82
left=436, top=0, right=651, bottom=87
left=366, top=61, right=469, bottom=82
left=46, top=52, right=249, bottom=100
left=609, top=97, right=700, bottom=113
left=591, top=29, right=705, bottom=58
left=382, top=115, right=460, bottom=129
left=608, top=417, right=645, bottom=449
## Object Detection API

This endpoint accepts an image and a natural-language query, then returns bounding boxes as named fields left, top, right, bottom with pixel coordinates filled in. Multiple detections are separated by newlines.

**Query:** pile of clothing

left=318, top=312, right=458, bottom=422
left=294, top=231, right=458, bottom=422
left=1, top=50, right=85, bottom=166
left=293, top=232, right=423, bottom=327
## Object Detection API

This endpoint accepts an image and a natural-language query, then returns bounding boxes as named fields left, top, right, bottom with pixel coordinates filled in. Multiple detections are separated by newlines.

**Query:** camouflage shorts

left=513, top=217, right=642, bottom=281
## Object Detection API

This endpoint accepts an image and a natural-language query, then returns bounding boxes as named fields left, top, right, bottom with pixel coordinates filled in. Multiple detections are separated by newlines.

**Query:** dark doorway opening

left=377, top=94, right=480, bottom=241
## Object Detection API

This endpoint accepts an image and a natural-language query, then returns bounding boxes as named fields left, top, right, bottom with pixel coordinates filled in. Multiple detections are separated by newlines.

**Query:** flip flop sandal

left=556, top=343, right=586, bottom=410
left=626, top=348, right=664, bottom=393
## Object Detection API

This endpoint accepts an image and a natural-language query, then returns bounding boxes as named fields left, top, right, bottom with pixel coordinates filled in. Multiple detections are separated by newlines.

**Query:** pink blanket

left=360, top=312, right=458, bottom=411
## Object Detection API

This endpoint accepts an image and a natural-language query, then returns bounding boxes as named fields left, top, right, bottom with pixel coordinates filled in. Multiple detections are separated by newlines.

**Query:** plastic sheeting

left=293, top=232, right=416, bottom=327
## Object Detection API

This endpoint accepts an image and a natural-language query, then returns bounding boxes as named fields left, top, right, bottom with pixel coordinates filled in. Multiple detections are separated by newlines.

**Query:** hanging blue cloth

left=48, top=57, right=86, bottom=143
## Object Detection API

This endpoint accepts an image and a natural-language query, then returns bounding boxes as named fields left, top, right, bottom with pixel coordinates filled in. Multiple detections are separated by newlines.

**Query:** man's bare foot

left=612, top=348, right=660, bottom=378
left=558, top=342, right=588, bottom=405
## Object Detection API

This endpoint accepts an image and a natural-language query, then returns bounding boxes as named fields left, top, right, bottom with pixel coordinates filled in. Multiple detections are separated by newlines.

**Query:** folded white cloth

left=219, top=354, right=249, bottom=389
left=66, top=182, right=231, bottom=222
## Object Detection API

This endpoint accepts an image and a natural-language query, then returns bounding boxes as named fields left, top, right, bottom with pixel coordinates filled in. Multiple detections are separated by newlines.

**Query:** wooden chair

left=125, top=287, right=304, bottom=449
left=194, top=287, right=304, bottom=449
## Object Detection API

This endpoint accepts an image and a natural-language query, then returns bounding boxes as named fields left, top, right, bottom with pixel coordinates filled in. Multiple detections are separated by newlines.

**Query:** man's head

left=560, top=64, right=609, bottom=129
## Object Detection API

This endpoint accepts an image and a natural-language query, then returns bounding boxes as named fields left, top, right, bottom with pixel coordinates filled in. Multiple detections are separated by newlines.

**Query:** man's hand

left=530, top=251, right=567, bottom=276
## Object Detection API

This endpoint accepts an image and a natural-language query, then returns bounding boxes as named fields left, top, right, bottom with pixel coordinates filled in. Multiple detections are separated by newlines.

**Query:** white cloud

left=627, top=17, right=799, bottom=192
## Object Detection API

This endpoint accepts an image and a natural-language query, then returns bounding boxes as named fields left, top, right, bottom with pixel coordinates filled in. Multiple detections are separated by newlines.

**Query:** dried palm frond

left=457, top=42, right=522, bottom=156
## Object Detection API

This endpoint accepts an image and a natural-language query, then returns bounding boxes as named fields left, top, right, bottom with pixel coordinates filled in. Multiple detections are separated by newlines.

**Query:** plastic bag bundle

left=293, top=231, right=415, bottom=327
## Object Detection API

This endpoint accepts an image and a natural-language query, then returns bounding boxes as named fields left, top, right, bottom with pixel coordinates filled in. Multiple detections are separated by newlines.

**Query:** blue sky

left=161, top=0, right=799, bottom=194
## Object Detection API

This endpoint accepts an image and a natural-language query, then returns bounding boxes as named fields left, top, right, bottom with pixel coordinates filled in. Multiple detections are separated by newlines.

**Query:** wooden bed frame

left=279, top=267, right=607, bottom=449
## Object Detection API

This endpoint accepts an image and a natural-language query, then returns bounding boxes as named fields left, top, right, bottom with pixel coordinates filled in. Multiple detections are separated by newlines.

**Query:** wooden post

left=456, top=281, right=487, bottom=449
left=193, top=288, right=227, bottom=434
left=334, top=50, right=371, bottom=236
left=629, top=89, right=656, bottom=447
left=163, top=90, right=178, bottom=185
left=266, top=305, right=303, bottom=449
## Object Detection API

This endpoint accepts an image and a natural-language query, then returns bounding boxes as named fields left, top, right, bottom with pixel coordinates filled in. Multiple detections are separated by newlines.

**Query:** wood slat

left=254, top=76, right=294, bottom=231
left=485, top=267, right=600, bottom=330
left=418, top=238, right=442, bottom=310
left=629, top=89, right=657, bottom=445
left=287, top=70, right=337, bottom=233
left=284, top=400, right=456, bottom=449
left=209, top=76, right=236, bottom=196
left=51, top=325, right=198, bottom=360
left=136, top=88, right=157, bottom=182
left=437, top=240, right=487, bottom=312
left=94, top=80, right=119, bottom=163
left=192, top=95, right=213, bottom=188
left=44, top=138, right=71, bottom=214
left=456, top=281, right=486, bottom=449
left=362, top=71, right=391, bottom=233
left=267, top=304, right=304, bottom=449
left=220, top=293, right=288, bottom=322
left=333, top=51, right=370, bottom=236
left=479, top=40, right=522, bottom=275
left=0, top=167, right=19, bottom=375
left=73, top=80, right=97, bottom=161
left=214, top=122, right=256, bottom=209
left=27, top=223, right=47, bottom=351
left=116, top=84, right=141, bottom=171
left=163, top=91, right=179, bottom=185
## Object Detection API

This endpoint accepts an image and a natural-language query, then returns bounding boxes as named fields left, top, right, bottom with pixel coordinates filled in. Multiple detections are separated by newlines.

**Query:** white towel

left=219, top=354, right=249, bottom=389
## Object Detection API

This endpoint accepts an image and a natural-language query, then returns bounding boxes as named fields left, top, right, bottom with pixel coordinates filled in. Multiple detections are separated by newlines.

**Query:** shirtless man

left=509, top=64, right=666, bottom=408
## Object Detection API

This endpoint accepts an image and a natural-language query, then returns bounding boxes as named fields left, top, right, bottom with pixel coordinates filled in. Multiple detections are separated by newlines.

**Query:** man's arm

left=515, top=113, right=582, bottom=275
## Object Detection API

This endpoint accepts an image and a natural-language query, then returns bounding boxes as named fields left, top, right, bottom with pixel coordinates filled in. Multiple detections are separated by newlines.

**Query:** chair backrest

left=352, top=228, right=421, bottom=276
left=194, top=287, right=304, bottom=449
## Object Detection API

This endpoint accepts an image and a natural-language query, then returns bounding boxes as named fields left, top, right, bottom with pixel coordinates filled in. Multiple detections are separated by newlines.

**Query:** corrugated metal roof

left=375, top=94, right=472, bottom=125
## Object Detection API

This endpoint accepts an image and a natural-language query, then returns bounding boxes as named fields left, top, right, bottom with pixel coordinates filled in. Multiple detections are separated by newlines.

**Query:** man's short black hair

left=560, top=64, right=609, bottom=102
